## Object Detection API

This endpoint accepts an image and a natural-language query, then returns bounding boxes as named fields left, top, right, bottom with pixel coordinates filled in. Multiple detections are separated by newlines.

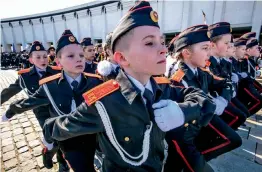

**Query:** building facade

left=1, top=0, right=262, bottom=52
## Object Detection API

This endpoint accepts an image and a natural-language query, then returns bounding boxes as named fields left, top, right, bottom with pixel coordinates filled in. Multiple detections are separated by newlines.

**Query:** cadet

left=47, top=46, right=56, bottom=65
left=165, top=24, right=241, bottom=172
left=207, top=22, right=247, bottom=130
left=0, top=41, right=67, bottom=170
left=3, top=30, right=102, bottom=172
left=80, top=37, right=98, bottom=74
left=235, top=38, right=262, bottom=115
left=94, top=43, right=104, bottom=62
left=42, top=1, right=216, bottom=171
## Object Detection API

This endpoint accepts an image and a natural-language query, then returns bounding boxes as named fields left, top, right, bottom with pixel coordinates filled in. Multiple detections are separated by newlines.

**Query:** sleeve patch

left=153, top=77, right=171, bottom=84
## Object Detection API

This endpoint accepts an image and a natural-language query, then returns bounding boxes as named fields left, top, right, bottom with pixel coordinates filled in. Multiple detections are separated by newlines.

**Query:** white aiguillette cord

left=95, top=101, right=153, bottom=166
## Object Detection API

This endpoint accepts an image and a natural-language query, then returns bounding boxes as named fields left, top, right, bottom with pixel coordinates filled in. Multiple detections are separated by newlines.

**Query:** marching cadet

left=94, top=43, right=104, bottom=62
left=207, top=22, right=247, bottom=129
left=80, top=37, right=98, bottom=74
left=97, top=32, right=120, bottom=81
left=235, top=37, right=262, bottom=116
left=2, top=30, right=102, bottom=172
left=165, top=24, right=241, bottom=172
left=47, top=46, right=56, bottom=65
left=42, top=1, right=216, bottom=171
left=0, top=41, right=68, bottom=171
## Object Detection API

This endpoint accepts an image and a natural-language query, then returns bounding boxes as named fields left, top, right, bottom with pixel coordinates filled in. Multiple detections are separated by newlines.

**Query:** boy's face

left=235, top=45, right=246, bottom=59
left=83, top=45, right=95, bottom=61
left=212, top=34, right=231, bottom=57
left=58, top=44, right=85, bottom=74
left=189, top=41, right=210, bottom=68
left=97, top=47, right=103, bottom=53
left=225, top=43, right=236, bottom=57
left=247, top=45, right=260, bottom=57
left=116, top=26, right=167, bottom=76
left=30, top=51, right=48, bottom=70
left=49, top=50, right=55, bottom=56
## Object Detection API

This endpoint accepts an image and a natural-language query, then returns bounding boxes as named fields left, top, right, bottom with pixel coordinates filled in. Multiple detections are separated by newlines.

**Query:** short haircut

left=114, top=29, right=134, bottom=52
left=210, top=35, right=223, bottom=43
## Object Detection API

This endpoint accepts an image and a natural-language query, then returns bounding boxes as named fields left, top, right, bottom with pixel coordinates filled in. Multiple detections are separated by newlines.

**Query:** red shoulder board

left=171, top=69, right=185, bottom=82
left=51, top=66, right=62, bottom=70
left=93, top=61, right=98, bottom=64
left=18, top=68, right=30, bottom=75
left=206, top=60, right=211, bottom=67
left=83, top=72, right=102, bottom=79
left=39, top=73, right=62, bottom=85
left=154, top=77, right=171, bottom=84
left=82, top=79, right=120, bottom=106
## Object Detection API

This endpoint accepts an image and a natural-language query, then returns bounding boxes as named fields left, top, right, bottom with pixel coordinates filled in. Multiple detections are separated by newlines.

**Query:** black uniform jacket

left=84, top=61, right=97, bottom=74
left=1, top=65, right=61, bottom=104
left=43, top=69, right=215, bottom=172
left=5, top=71, right=102, bottom=151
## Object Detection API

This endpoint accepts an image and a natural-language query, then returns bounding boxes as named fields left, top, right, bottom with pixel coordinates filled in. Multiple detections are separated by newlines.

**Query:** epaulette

left=212, top=75, right=224, bottom=81
left=206, top=60, right=211, bottom=67
left=200, top=67, right=210, bottom=72
left=83, top=79, right=120, bottom=106
left=171, top=69, right=185, bottom=82
left=83, top=72, right=102, bottom=79
left=153, top=77, right=171, bottom=84
left=39, top=73, right=62, bottom=85
left=93, top=61, right=98, bottom=64
left=51, top=66, right=62, bottom=70
left=18, top=68, right=30, bottom=75
left=200, top=68, right=224, bottom=80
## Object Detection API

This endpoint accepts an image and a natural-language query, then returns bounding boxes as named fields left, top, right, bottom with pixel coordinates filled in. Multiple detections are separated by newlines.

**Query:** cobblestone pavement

left=1, top=69, right=262, bottom=172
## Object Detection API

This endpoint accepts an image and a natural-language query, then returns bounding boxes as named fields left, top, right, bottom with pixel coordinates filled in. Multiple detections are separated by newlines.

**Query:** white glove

left=213, top=96, right=228, bottom=116
left=256, top=70, right=261, bottom=77
left=239, top=72, right=248, bottom=78
left=232, top=91, right=236, bottom=98
left=42, top=138, right=54, bottom=150
left=231, top=73, right=239, bottom=83
left=152, top=100, right=185, bottom=132
left=97, top=60, right=114, bottom=77
left=1, top=112, right=9, bottom=122
left=258, top=59, right=262, bottom=68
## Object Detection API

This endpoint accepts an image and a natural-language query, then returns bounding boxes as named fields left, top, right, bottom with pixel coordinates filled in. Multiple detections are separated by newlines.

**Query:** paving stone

left=16, top=140, right=27, bottom=148
left=36, top=155, right=44, bottom=168
left=20, top=159, right=36, bottom=171
left=33, top=146, right=42, bottom=156
left=35, top=126, right=42, bottom=132
left=19, top=117, right=29, bottom=123
left=3, top=150, right=16, bottom=161
left=1, top=126, right=11, bottom=132
left=256, top=115, right=262, bottom=123
left=231, top=139, right=256, bottom=161
left=24, top=127, right=34, bottom=134
left=18, top=146, right=29, bottom=153
left=6, top=167, right=22, bottom=172
left=10, top=120, right=18, bottom=124
left=26, top=133, right=38, bottom=141
left=245, top=119, right=259, bottom=128
left=2, top=138, right=13, bottom=146
left=255, top=143, right=262, bottom=164
left=28, top=115, right=36, bottom=119
left=19, top=152, right=32, bottom=162
left=11, top=124, right=21, bottom=130
left=14, top=134, right=25, bottom=142
left=1, top=131, right=12, bottom=139
left=4, top=158, right=18, bottom=170
left=29, top=139, right=40, bottom=148
left=249, top=128, right=262, bottom=144
left=13, top=128, right=23, bottom=136
left=22, top=121, right=31, bottom=128
left=2, top=144, right=15, bottom=153
left=237, top=126, right=250, bottom=139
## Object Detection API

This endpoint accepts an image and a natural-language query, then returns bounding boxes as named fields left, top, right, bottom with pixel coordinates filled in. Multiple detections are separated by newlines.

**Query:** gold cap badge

left=36, top=46, right=40, bottom=50
left=69, top=36, right=76, bottom=42
left=150, top=11, right=158, bottom=23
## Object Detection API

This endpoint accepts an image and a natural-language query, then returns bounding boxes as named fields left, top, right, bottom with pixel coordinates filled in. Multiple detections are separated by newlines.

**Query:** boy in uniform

left=3, top=30, right=102, bottom=171
left=0, top=41, right=67, bottom=170
left=47, top=46, right=56, bottom=65
left=80, top=37, right=98, bottom=74
left=43, top=1, right=216, bottom=171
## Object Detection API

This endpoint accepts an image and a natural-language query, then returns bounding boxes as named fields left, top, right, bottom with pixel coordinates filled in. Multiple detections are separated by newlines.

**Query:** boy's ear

left=114, top=51, right=129, bottom=67
left=181, top=49, right=191, bottom=59
left=29, top=57, right=33, bottom=64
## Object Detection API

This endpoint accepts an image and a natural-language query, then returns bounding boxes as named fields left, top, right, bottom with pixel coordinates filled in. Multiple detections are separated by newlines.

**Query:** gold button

left=124, top=137, right=130, bottom=142
left=192, top=120, right=196, bottom=124
left=184, top=123, right=189, bottom=127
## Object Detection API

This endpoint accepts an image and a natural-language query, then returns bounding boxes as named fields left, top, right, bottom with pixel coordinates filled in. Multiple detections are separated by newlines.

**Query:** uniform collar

left=179, top=62, right=196, bottom=80
left=115, top=69, right=162, bottom=105
left=213, top=56, right=221, bottom=63
left=64, top=72, right=82, bottom=88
